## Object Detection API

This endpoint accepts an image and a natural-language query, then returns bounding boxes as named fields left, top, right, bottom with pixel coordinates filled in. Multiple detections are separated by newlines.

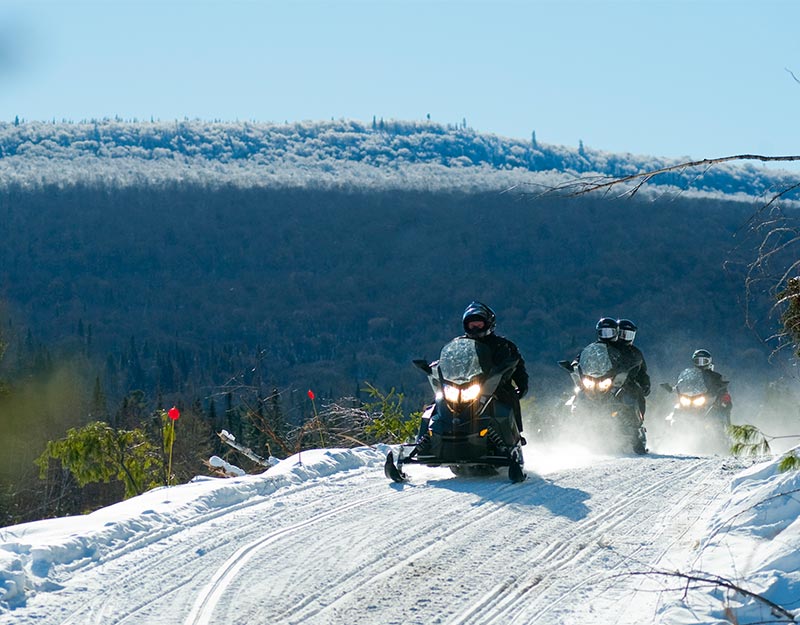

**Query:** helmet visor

left=598, top=327, right=617, bottom=340
left=694, top=356, right=711, bottom=367
left=619, top=328, right=636, bottom=342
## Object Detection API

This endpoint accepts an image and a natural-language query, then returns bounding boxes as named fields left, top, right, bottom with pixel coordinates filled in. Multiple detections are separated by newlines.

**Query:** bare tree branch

left=616, top=570, right=796, bottom=621
left=560, top=153, right=800, bottom=197
left=542, top=147, right=800, bottom=363
left=740, top=181, right=800, bottom=238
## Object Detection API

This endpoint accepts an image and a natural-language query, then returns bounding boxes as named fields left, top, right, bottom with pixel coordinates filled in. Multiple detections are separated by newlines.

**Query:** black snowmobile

left=660, top=367, right=731, bottom=452
left=558, top=341, right=648, bottom=454
left=384, top=336, right=526, bottom=483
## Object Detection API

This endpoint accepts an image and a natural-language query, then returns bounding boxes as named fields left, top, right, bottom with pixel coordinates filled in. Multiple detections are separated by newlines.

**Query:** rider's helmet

left=617, top=319, right=637, bottom=345
left=692, top=349, right=712, bottom=369
left=462, top=301, right=496, bottom=339
left=596, top=317, right=619, bottom=343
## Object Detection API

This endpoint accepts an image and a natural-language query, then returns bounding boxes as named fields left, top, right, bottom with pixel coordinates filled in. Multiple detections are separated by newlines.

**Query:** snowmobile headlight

left=582, top=377, right=596, bottom=390
left=679, top=395, right=692, bottom=407
left=460, top=383, right=482, bottom=402
left=692, top=395, right=707, bottom=407
left=598, top=378, right=613, bottom=391
left=443, top=385, right=461, bottom=403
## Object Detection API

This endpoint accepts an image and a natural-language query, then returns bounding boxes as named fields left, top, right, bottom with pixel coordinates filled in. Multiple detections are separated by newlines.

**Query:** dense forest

left=0, top=118, right=793, bottom=196
left=0, top=119, right=798, bottom=524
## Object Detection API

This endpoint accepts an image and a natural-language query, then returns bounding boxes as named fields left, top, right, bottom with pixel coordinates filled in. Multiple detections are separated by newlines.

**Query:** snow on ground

left=0, top=447, right=384, bottom=615
left=0, top=443, right=797, bottom=625
left=657, top=451, right=800, bottom=624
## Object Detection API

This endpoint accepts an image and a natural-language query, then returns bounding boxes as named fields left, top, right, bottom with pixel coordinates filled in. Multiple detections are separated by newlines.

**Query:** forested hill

left=0, top=119, right=794, bottom=420
left=0, top=118, right=792, bottom=196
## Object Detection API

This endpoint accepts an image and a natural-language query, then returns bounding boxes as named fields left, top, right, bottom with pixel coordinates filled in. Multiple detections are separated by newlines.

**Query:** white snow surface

left=0, top=443, right=798, bottom=625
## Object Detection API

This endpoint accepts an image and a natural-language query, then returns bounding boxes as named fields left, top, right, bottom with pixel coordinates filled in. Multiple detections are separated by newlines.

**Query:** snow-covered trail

left=4, top=448, right=742, bottom=625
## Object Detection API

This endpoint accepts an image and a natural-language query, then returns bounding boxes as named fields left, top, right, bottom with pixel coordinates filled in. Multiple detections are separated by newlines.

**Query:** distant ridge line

left=0, top=119, right=793, bottom=198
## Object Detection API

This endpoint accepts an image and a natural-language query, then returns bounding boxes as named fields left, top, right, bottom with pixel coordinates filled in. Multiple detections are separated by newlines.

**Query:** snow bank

left=659, top=449, right=800, bottom=624
left=0, top=446, right=387, bottom=610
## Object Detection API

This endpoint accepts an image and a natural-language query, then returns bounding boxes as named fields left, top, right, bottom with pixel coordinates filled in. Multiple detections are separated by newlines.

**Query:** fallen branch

left=217, top=430, right=273, bottom=468
left=617, top=570, right=796, bottom=621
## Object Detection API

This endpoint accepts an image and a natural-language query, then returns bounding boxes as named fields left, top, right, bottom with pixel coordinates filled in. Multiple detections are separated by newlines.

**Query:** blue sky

left=1, top=0, right=799, bottom=162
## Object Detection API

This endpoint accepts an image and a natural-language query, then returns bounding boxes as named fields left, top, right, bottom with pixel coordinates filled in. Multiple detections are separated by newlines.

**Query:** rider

left=461, top=301, right=529, bottom=435
left=595, top=317, right=619, bottom=344
left=691, top=349, right=732, bottom=421
left=567, top=317, right=619, bottom=368
left=615, top=319, right=651, bottom=417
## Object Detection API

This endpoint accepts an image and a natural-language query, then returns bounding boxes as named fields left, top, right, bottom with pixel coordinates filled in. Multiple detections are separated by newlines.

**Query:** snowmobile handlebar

left=413, top=359, right=433, bottom=374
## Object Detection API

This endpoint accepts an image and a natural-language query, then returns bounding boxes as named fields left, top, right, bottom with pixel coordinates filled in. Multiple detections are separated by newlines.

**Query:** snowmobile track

left=21, top=453, right=739, bottom=625
left=444, top=456, right=729, bottom=625
left=57, top=468, right=390, bottom=625
left=183, top=491, right=394, bottom=625
left=280, top=481, right=531, bottom=624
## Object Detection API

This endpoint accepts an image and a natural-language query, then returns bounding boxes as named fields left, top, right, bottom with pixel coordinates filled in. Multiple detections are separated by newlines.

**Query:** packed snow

left=0, top=442, right=797, bottom=625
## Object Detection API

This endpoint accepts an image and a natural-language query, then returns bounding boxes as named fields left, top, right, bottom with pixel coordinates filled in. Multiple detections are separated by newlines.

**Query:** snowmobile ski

left=508, top=447, right=527, bottom=483
left=384, top=451, right=407, bottom=483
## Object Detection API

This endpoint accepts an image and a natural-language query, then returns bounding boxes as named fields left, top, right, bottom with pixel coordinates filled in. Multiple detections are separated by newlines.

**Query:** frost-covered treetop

left=0, top=118, right=791, bottom=198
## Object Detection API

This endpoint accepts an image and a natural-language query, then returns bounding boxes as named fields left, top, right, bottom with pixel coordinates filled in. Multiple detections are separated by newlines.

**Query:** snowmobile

left=384, top=336, right=526, bottom=483
left=660, top=367, right=731, bottom=452
left=558, top=342, right=648, bottom=454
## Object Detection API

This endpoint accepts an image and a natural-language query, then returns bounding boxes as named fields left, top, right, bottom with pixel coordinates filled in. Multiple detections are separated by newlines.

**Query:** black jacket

left=467, top=332, right=529, bottom=399
left=699, top=368, right=729, bottom=398
left=615, top=343, right=651, bottom=396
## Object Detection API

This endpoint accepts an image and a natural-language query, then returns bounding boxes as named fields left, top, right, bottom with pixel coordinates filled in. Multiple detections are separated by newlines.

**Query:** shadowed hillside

left=1, top=119, right=794, bottom=403
left=0, top=184, right=780, bottom=402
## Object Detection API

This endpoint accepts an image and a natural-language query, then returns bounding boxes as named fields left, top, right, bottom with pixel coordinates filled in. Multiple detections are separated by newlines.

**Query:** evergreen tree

left=264, top=387, right=289, bottom=455
left=114, top=390, right=148, bottom=429
left=225, top=392, right=242, bottom=440
left=244, top=396, right=268, bottom=454
left=91, top=375, right=107, bottom=419
left=208, top=397, right=219, bottom=428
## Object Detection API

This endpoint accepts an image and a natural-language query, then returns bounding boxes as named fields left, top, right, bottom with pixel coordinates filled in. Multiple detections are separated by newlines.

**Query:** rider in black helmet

left=565, top=317, right=620, bottom=369
left=461, top=301, right=529, bottom=434
left=615, top=318, right=651, bottom=417
left=692, top=349, right=732, bottom=420
left=595, top=317, right=619, bottom=343
left=692, top=349, right=713, bottom=369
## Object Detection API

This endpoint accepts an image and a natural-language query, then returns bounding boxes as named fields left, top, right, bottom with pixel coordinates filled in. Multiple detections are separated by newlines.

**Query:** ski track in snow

left=5, top=451, right=741, bottom=625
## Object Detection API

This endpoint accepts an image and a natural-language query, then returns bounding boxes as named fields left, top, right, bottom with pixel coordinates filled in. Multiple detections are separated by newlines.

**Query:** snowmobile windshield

left=437, top=337, right=491, bottom=385
left=675, top=367, right=708, bottom=395
left=578, top=343, right=618, bottom=378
